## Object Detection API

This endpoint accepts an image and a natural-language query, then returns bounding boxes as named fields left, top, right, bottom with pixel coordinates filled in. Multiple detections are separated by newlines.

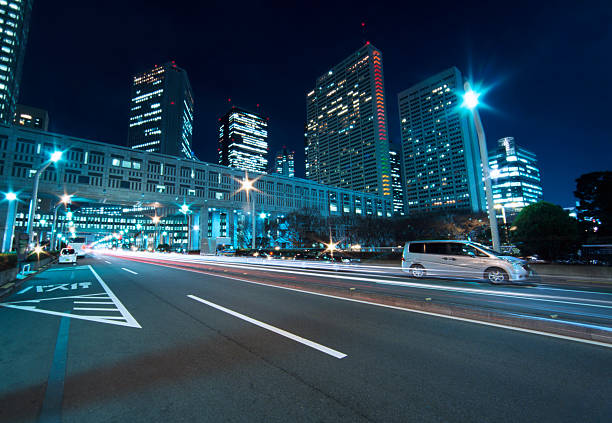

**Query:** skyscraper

left=218, top=106, right=268, bottom=173
left=0, top=0, right=33, bottom=124
left=389, top=142, right=404, bottom=215
left=489, top=137, right=543, bottom=210
left=128, top=62, right=195, bottom=159
left=273, top=147, right=295, bottom=177
left=305, top=43, right=392, bottom=197
left=13, top=104, right=48, bottom=130
left=398, top=67, right=485, bottom=214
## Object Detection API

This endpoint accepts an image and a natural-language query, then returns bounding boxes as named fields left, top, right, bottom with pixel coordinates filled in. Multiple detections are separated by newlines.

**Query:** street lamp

left=26, top=150, right=63, bottom=246
left=238, top=173, right=258, bottom=250
left=50, top=194, right=71, bottom=251
left=462, top=82, right=501, bottom=252
left=151, top=215, right=161, bottom=249
left=2, top=192, right=18, bottom=252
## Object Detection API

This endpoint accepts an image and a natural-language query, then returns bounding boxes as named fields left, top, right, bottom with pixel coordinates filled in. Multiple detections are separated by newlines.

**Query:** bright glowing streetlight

left=462, top=81, right=501, bottom=252
left=26, top=151, right=63, bottom=245
left=259, top=212, right=266, bottom=219
left=2, top=192, right=18, bottom=252
left=462, top=90, right=480, bottom=109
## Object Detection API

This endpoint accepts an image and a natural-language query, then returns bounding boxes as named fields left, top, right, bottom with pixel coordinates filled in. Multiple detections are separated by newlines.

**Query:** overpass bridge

left=0, top=125, right=392, bottom=252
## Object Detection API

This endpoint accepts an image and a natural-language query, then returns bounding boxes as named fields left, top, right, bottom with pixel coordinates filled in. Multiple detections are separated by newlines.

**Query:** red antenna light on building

left=361, top=22, right=365, bottom=27
left=228, top=98, right=232, bottom=103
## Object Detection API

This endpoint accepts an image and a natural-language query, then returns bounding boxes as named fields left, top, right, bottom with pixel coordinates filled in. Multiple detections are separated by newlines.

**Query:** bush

left=0, top=253, right=17, bottom=271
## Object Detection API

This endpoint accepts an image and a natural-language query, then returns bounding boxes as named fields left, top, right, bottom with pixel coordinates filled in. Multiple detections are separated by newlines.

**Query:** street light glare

left=180, top=204, right=190, bottom=214
left=50, top=151, right=63, bottom=162
left=240, top=177, right=254, bottom=192
left=259, top=212, right=266, bottom=219
left=463, top=90, right=480, bottom=109
left=5, top=192, right=16, bottom=201
left=61, top=194, right=71, bottom=204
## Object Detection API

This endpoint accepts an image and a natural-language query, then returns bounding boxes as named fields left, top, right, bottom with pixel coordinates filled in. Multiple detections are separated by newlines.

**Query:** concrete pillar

left=199, top=207, right=210, bottom=254
left=191, top=208, right=200, bottom=251
left=2, top=199, right=18, bottom=252
left=228, top=209, right=235, bottom=248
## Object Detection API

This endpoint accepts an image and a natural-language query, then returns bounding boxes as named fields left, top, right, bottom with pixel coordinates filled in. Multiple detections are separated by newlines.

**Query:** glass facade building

left=273, top=147, right=294, bottom=177
left=305, top=43, right=392, bottom=197
left=389, top=142, right=404, bottom=215
left=0, top=0, right=32, bottom=124
left=398, top=67, right=485, bottom=214
left=488, top=137, right=543, bottom=210
left=218, top=106, right=268, bottom=173
left=127, top=62, right=195, bottom=159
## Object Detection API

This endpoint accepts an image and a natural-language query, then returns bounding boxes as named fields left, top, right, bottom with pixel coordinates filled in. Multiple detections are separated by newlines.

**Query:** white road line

left=88, top=265, right=141, bottom=328
left=73, top=301, right=114, bottom=304
left=73, top=307, right=119, bottom=311
left=188, top=294, right=347, bottom=359
left=104, top=260, right=111, bottom=264
left=121, top=267, right=138, bottom=275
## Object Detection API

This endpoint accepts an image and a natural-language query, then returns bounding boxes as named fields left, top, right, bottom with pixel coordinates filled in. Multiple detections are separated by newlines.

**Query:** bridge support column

left=1, top=200, right=17, bottom=253
left=199, top=208, right=210, bottom=255
left=228, top=209, right=235, bottom=248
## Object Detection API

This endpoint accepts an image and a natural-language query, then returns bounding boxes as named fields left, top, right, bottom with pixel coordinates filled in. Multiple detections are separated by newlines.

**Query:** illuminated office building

left=389, top=142, right=404, bottom=215
left=305, top=43, right=392, bottom=197
left=13, top=104, right=48, bottom=130
left=218, top=106, right=268, bottom=173
left=128, top=62, right=195, bottom=159
left=398, top=67, right=485, bottom=213
left=273, top=147, right=294, bottom=177
left=488, top=137, right=543, bottom=210
left=0, top=0, right=33, bottom=123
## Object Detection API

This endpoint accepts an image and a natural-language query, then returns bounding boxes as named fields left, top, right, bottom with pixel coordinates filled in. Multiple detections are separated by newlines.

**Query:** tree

left=574, top=171, right=612, bottom=237
left=510, top=202, right=579, bottom=260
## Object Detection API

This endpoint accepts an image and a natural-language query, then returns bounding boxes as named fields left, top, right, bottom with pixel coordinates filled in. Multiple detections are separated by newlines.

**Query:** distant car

left=58, top=248, right=77, bottom=264
left=402, top=240, right=533, bottom=284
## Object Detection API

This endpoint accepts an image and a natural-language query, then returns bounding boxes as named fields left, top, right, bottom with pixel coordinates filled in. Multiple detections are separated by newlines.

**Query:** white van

left=58, top=248, right=77, bottom=264
left=402, top=240, right=532, bottom=284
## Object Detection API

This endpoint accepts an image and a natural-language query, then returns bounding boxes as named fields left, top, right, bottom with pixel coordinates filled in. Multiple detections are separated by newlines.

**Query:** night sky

left=19, top=0, right=611, bottom=207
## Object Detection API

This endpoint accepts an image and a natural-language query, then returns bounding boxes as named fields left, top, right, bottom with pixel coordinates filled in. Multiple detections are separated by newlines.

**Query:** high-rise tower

left=398, top=67, right=485, bottom=213
left=128, top=62, right=195, bottom=159
left=305, top=43, right=392, bottom=197
left=489, top=137, right=543, bottom=210
left=273, top=147, right=295, bottom=177
left=218, top=106, right=268, bottom=173
left=0, top=0, right=33, bottom=123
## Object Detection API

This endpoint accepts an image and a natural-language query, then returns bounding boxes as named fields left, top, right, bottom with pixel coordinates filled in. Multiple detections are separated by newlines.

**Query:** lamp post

left=494, top=204, right=509, bottom=243
left=50, top=194, right=71, bottom=251
left=151, top=215, right=161, bottom=250
left=239, top=174, right=257, bottom=250
left=26, top=151, right=62, bottom=246
left=2, top=192, right=18, bottom=252
left=462, top=82, right=501, bottom=252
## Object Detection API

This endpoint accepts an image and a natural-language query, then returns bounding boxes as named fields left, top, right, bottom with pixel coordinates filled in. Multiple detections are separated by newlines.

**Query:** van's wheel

left=410, top=264, right=426, bottom=278
left=485, top=267, right=508, bottom=284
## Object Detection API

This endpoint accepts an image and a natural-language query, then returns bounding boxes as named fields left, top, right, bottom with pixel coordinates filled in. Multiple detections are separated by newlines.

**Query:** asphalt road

left=0, top=255, right=611, bottom=422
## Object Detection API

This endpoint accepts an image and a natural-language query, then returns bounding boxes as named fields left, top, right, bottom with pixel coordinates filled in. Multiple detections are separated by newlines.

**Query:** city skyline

left=16, top=1, right=611, bottom=207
